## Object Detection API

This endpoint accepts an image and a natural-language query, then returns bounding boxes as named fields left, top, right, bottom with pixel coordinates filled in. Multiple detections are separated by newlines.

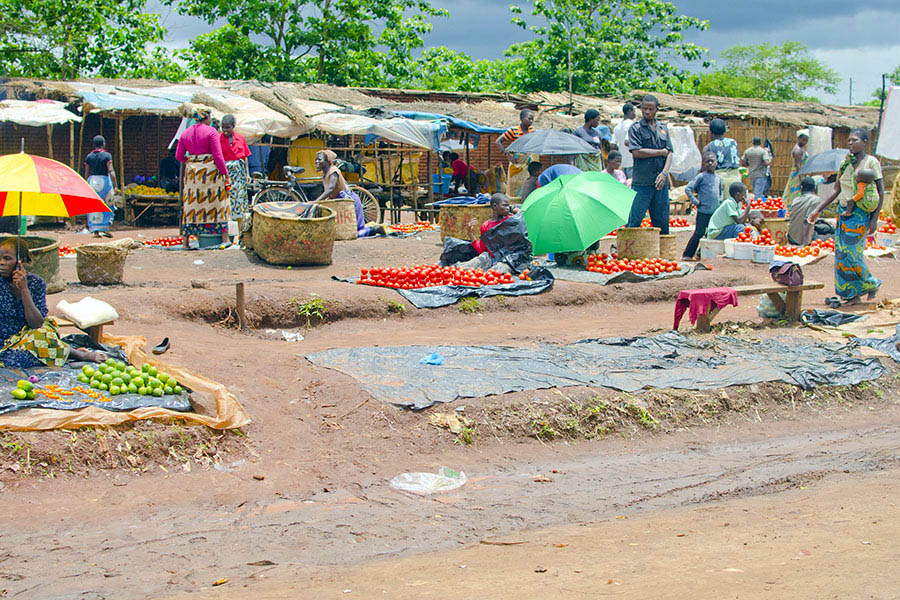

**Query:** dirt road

left=2, top=407, right=899, bottom=598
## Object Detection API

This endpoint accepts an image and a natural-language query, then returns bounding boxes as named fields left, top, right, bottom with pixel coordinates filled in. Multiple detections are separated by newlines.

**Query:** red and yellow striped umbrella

left=0, top=152, right=111, bottom=217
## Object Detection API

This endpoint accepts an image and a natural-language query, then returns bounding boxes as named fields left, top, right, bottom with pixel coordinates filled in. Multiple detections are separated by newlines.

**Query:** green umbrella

left=521, top=171, right=635, bottom=254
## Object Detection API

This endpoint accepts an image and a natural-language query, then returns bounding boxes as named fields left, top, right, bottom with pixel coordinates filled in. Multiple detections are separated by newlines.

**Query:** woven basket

left=76, top=242, right=129, bottom=285
left=761, top=218, right=790, bottom=246
left=659, top=234, right=677, bottom=260
left=317, top=199, right=357, bottom=240
left=617, top=227, right=660, bottom=259
left=252, top=203, right=335, bottom=265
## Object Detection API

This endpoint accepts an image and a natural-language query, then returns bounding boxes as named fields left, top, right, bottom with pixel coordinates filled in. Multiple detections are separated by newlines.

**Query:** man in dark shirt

left=626, top=94, right=673, bottom=234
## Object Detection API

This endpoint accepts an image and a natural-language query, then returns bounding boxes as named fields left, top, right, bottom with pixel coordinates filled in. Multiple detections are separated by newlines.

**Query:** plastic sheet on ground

left=852, top=324, right=900, bottom=363
left=331, top=275, right=554, bottom=309
left=550, top=262, right=709, bottom=285
left=390, top=467, right=467, bottom=494
left=306, top=332, right=885, bottom=410
left=0, top=334, right=250, bottom=431
left=800, top=309, right=865, bottom=327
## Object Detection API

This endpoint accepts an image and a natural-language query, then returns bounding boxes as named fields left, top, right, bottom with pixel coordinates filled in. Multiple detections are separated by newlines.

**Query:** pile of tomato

left=751, top=228, right=777, bottom=246
left=639, top=217, right=690, bottom=228
left=733, top=226, right=757, bottom=243
left=58, top=244, right=78, bottom=257
left=811, top=238, right=836, bottom=252
left=585, top=252, right=681, bottom=275
left=388, top=221, right=436, bottom=234
left=775, top=245, right=822, bottom=258
left=144, top=235, right=196, bottom=247
left=357, top=264, right=516, bottom=289
left=750, top=197, right=786, bottom=210
left=878, top=216, right=897, bottom=234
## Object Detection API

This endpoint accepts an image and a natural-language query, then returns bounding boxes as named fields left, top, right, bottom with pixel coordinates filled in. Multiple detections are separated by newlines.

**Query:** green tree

left=505, top=0, right=709, bottom=97
left=0, top=0, right=183, bottom=80
left=696, top=41, right=840, bottom=102
left=401, top=47, right=519, bottom=92
left=170, top=0, right=447, bottom=85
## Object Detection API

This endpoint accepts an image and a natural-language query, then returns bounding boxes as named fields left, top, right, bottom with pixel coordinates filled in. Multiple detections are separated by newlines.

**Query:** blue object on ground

left=419, top=352, right=444, bottom=366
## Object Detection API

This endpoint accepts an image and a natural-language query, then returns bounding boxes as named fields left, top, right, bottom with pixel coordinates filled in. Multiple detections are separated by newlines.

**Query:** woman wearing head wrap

left=219, top=114, right=251, bottom=233
left=807, top=128, right=884, bottom=305
left=782, top=129, right=810, bottom=205
left=175, top=107, right=232, bottom=248
left=702, top=118, right=742, bottom=195
left=314, top=150, right=385, bottom=237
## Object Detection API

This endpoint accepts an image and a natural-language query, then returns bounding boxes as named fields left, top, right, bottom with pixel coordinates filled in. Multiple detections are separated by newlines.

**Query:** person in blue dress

left=0, top=239, right=105, bottom=369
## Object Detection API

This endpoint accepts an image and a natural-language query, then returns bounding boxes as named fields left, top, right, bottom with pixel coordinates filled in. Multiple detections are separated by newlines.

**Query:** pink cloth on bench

left=674, top=287, right=739, bottom=329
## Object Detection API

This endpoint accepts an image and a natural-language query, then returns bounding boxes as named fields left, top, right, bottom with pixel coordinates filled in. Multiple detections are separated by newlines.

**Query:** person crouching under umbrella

left=0, top=239, right=106, bottom=369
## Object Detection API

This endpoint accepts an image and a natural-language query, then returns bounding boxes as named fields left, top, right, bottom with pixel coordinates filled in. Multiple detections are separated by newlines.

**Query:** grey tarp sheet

left=331, top=276, right=553, bottom=309
left=853, top=324, right=900, bottom=363
left=551, top=262, right=710, bottom=285
left=306, top=332, right=886, bottom=409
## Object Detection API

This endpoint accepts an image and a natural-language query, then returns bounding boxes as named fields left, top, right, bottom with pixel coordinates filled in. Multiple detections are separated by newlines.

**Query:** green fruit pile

left=76, top=358, right=183, bottom=397
left=10, top=379, right=36, bottom=400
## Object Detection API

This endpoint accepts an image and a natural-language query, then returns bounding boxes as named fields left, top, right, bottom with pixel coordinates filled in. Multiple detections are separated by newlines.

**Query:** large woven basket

left=252, top=202, right=335, bottom=265
left=617, top=227, right=660, bottom=259
left=317, top=199, right=357, bottom=240
left=76, top=241, right=129, bottom=285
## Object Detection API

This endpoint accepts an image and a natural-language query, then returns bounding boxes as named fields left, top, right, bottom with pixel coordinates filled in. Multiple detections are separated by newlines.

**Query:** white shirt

left=613, top=118, right=634, bottom=169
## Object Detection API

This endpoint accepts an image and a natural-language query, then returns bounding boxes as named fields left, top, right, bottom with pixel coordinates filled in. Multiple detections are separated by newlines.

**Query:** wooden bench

left=694, top=281, right=824, bottom=332
left=53, top=316, right=114, bottom=345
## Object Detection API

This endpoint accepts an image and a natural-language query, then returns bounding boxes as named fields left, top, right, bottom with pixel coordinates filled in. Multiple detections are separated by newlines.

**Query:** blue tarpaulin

left=393, top=111, right=508, bottom=134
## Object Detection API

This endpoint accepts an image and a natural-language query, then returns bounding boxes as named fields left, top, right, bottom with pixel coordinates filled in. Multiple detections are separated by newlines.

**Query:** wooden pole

left=426, top=150, right=434, bottom=210
left=77, top=109, right=88, bottom=167
left=117, top=117, right=125, bottom=188
left=486, top=134, right=492, bottom=192
left=68, top=121, right=74, bottom=168
left=235, top=282, right=247, bottom=330
left=46, top=124, right=53, bottom=159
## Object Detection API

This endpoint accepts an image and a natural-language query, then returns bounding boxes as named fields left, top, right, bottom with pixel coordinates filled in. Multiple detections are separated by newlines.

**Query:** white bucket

left=723, top=238, right=736, bottom=258
left=698, top=238, right=725, bottom=259
left=876, top=232, right=898, bottom=247
left=751, top=244, right=775, bottom=263
left=733, top=241, right=754, bottom=260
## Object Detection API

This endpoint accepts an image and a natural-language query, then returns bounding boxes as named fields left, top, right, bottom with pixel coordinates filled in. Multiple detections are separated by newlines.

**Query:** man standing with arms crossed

left=626, top=95, right=673, bottom=234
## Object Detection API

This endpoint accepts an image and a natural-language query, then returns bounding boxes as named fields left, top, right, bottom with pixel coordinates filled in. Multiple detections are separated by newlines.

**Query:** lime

left=98, top=383, right=109, bottom=391
left=132, top=376, right=144, bottom=388
left=128, top=383, right=138, bottom=394
left=115, top=360, right=126, bottom=370
left=82, top=365, right=94, bottom=376
left=121, top=373, right=132, bottom=384
left=105, top=358, right=116, bottom=367
left=173, top=385, right=183, bottom=395
left=158, top=372, right=169, bottom=383
left=152, top=387, right=163, bottom=397
left=109, top=385, right=121, bottom=396
left=142, top=363, right=150, bottom=373
left=90, top=379, right=100, bottom=389
left=101, top=373, right=113, bottom=384
left=16, top=380, right=34, bottom=392
left=148, top=366, right=158, bottom=377
left=26, top=390, right=35, bottom=400
left=11, top=388, right=27, bottom=400
left=77, top=374, right=88, bottom=384
left=138, top=386, right=148, bottom=396
left=164, top=385, right=173, bottom=395
left=112, top=377, right=123, bottom=386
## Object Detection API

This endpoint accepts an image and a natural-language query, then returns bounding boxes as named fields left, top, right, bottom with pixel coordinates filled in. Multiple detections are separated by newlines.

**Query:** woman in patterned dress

left=175, top=107, right=232, bottom=249
left=219, top=114, right=251, bottom=235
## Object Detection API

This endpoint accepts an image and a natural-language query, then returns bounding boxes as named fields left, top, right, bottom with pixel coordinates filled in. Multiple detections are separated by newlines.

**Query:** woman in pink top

left=175, top=107, right=232, bottom=248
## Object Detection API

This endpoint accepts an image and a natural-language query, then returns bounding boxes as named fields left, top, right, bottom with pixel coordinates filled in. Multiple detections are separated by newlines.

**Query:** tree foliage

left=0, top=0, right=184, bottom=80
left=400, top=47, right=521, bottom=93
left=696, top=41, right=840, bottom=103
left=868, top=64, right=900, bottom=104
left=171, top=0, right=447, bottom=86
left=504, top=0, right=709, bottom=96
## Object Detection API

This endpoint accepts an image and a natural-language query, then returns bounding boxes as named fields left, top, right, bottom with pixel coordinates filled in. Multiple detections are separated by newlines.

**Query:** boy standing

left=681, top=151, right=723, bottom=260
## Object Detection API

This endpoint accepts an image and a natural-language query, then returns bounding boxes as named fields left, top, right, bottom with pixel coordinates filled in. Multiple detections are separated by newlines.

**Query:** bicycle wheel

left=350, top=185, right=379, bottom=224
left=253, top=187, right=301, bottom=205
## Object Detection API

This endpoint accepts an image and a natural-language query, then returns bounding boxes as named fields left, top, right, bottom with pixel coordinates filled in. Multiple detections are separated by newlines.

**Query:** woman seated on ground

left=0, top=239, right=105, bottom=369
left=314, top=150, right=385, bottom=238
left=456, top=193, right=519, bottom=273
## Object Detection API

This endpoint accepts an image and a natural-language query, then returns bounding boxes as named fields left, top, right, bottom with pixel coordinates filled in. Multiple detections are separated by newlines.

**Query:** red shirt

left=451, top=159, right=469, bottom=177
left=220, top=131, right=250, bottom=162
left=472, top=216, right=510, bottom=255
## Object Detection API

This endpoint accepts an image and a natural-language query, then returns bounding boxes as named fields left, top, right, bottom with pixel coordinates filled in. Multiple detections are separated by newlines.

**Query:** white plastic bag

left=390, top=467, right=467, bottom=494
left=668, top=125, right=701, bottom=178
left=56, top=297, right=119, bottom=329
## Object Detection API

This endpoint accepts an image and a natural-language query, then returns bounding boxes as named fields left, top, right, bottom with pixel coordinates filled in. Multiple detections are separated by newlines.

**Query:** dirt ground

left=1, top=219, right=899, bottom=598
